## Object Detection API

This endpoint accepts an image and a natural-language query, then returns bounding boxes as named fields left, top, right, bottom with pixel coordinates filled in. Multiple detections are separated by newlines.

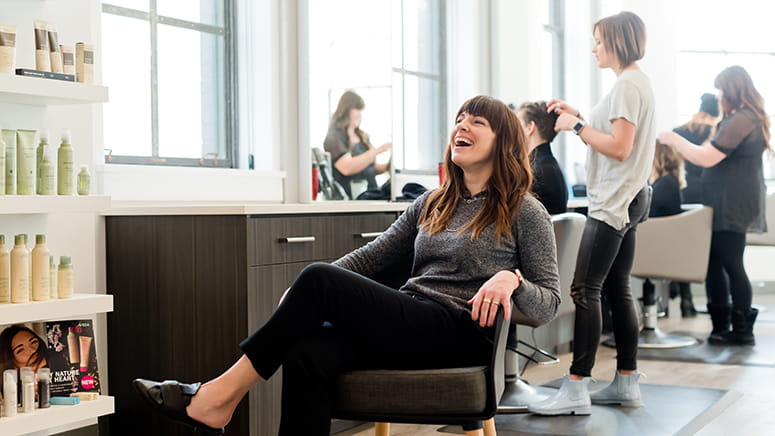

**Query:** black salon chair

left=332, top=304, right=509, bottom=436
left=497, top=212, right=586, bottom=413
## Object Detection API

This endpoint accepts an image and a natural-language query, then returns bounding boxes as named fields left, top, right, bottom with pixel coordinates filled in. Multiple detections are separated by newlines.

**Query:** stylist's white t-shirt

left=586, top=68, right=656, bottom=230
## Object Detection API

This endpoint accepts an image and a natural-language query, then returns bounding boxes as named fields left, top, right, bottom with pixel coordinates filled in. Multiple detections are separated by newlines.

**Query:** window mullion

left=150, top=0, right=160, bottom=158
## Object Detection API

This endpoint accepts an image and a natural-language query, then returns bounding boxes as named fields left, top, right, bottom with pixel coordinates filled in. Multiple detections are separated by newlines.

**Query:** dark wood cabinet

left=105, top=212, right=398, bottom=436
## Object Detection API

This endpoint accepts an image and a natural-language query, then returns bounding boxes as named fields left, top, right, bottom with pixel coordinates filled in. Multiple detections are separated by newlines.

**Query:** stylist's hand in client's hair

left=467, top=270, right=517, bottom=327
left=546, top=98, right=579, bottom=118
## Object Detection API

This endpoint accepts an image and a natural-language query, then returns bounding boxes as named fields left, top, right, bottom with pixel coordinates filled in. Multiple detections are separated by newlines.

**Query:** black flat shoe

left=133, top=378, right=224, bottom=435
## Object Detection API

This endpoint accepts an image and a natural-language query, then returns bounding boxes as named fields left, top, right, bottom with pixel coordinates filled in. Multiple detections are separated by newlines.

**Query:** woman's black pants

left=239, top=262, right=491, bottom=436
left=706, top=230, right=752, bottom=312
left=569, top=187, right=651, bottom=377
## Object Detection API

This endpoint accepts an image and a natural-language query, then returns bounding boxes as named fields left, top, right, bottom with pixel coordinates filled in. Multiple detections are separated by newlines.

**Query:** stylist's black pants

left=706, top=230, right=752, bottom=312
left=569, top=187, right=651, bottom=377
left=239, top=262, right=491, bottom=436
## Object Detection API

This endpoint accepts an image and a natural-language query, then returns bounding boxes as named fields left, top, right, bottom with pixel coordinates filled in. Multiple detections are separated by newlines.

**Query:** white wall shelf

left=0, top=293, right=113, bottom=324
left=0, top=74, right=108, bottom=105
left=0, top=396, right=115, bottom=436
left=0, top=195, right=111, bottom=214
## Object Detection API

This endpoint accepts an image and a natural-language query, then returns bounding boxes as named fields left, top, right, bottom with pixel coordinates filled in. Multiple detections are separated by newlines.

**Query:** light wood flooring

left=339, top=292, right=775, bottom=436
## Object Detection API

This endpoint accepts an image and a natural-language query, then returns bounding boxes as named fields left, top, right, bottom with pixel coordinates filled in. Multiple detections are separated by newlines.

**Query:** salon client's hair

left=0, top=324, right=46, bottom=370
left=653, top=141, right=686, bottom=189
left=518, top=101, right=560, bottom=143
left=593, top=11, right=646, bottom=68
left=419, top=95, right=532, bottom=241
left=715, top=65, right=771, bottom=150
left=329, top=90, right=373, bottom=150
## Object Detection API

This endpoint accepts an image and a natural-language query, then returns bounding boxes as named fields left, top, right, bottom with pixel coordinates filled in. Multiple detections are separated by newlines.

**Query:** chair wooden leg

left=483, top=417, right=497, bottom=436
left=375, top=422, right=390, bottom=436
left=464, top=429, right=484, bottom=436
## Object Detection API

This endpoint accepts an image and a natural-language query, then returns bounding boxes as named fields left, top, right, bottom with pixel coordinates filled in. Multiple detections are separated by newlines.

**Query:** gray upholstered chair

left=746, top=192, right=775, bottom=245
left=332, top=305, right=510, bottom=436
left=629, top=205, right=713, bottom=348
left=498, top=212, right=587, bottom=412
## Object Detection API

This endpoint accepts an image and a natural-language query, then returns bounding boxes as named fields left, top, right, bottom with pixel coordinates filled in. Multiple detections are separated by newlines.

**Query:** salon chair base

left=603, top=327, right=698, bottom=349
left=496, top=378, right=556, bottom=413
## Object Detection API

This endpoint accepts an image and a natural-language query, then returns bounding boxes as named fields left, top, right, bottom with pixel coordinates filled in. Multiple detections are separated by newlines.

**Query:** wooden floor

left=340, top=292, right=775, bottom=436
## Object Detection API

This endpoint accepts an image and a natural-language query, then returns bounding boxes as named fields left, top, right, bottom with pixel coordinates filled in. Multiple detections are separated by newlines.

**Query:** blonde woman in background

left=528, top=11, right=656, bottom=416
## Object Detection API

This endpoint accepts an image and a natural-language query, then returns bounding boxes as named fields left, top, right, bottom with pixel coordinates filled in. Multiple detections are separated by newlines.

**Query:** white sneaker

left=589, top=371, right=643, bottom=407
left=527, top=375, right=591, bottom=416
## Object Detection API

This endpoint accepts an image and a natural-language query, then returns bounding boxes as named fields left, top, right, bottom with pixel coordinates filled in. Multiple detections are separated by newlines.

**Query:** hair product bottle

left=77, top=164, right=90, bottom=195
left=79, top=335, right=92, bottom=372
left=0, top=126, right=5, bottom=195
left=49, top=255, right=57, bottom=299
left=37, top=367, right=51, bottom=408
left=0, top=235, right=9, bottom=303
left=10, top=234, right=30, bottom=303
left=20, top=367, right=34, bottom=413
left=39, top=152, right=55, bottom=195
left=16, top=129, right=36, bottom=195
left=57, top=129, right=74, bottom=195
left=31, top=234, right=50, bottom=301
left=67, top=326, right=80, bottom=366
left=58, top=255, right=73, bottom=298
left=3, top=369, right=17, bottom=417
left=36, top=129, right=48, bottom=194
left=2, top=129, right=16, bottom=195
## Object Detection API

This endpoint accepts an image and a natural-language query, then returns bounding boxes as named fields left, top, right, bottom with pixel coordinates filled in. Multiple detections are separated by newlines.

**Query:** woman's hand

left=547, top=99, right=580, bottom=118
left=554, top=113, right=580, bottom=132
left=657, top=131, right=681, bottom=147
left=468, top=270, right=519, bottom=327
left=376, top=142, right=392, bottom=154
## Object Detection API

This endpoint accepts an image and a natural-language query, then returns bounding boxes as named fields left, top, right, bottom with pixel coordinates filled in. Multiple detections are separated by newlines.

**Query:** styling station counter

left=102, top=202, right=409, bottom=436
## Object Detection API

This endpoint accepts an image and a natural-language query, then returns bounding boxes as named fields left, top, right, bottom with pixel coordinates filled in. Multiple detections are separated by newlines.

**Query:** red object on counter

left=312, top=164, right=320, bottom=200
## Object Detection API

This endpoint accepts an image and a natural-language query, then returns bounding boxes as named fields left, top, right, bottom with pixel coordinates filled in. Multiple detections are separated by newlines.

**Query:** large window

left=676, top=0, right=775, bottom=177
left=306, top=0, right=445, bottom=178
left=102, top=0, right=235, bottom=167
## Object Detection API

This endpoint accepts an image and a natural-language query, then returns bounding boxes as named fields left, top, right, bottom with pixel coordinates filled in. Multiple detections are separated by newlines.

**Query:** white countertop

left=103, top=200, right=412, bottom=216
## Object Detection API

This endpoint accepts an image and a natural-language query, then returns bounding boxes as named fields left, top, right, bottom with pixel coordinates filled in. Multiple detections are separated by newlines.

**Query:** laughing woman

left=133, top=96, right=560, bottom=436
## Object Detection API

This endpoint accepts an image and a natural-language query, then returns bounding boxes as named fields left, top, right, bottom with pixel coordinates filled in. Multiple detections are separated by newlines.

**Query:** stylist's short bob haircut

left=593, top=11, right=646, bottom=68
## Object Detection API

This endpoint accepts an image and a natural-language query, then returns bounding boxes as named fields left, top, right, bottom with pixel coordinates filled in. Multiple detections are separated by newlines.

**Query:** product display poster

left=45, top=320, right=101, bottom=395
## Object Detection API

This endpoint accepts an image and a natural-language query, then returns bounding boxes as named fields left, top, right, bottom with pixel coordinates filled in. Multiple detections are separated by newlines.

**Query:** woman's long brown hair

left=715, top=65, right=771, bottom=150
left=329, top=90, right=373, bottom=150
left=419, top=95, right=532, bottom=241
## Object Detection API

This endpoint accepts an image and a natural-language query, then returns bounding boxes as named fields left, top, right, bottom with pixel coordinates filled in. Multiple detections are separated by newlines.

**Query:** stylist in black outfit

left=660, top=65, right=768, bottom=345
left=516, top=101, right=568, bottom=214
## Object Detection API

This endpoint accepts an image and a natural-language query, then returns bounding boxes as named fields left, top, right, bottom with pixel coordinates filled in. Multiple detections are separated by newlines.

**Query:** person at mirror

left=324, top=90, right=392, bottom=199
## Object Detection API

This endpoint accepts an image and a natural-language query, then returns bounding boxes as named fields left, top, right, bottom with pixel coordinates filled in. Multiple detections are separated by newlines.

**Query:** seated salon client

left=649, top=141, right=698, bottom=316
left=673, top=93, right=720, bottom=204
left=134, top=95, right=561, bottom=435
left=516, top=101, right=568, bottom=214
left=324, top=90, right=392, bottom=199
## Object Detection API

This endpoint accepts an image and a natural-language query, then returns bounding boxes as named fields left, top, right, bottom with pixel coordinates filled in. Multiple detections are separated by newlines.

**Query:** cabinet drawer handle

left=357, top=232, right=383, bottom=239
left=279, top=236, right=316, bottom=244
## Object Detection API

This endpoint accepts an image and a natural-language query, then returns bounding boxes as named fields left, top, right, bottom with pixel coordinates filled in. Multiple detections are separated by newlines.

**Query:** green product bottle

left=2, top=129, right=16, bottom=195
left=16, top=129, right=37, bottom=195
left=57, top=255, right=73, bottom=299
left=36, top=129, right=49, bottom=195
left=57, top=129, right=73, bottom=195
left=39, top=153, right=55, bottom=195
left=0, top=128, right=5, bottom=195
left=77, top=165, right=90, bottom=196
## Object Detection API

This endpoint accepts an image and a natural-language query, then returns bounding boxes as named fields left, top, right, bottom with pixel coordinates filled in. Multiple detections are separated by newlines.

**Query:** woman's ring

left=491, top=301, right=501, bottom=306
left=483, top=298, right=492, bottom=304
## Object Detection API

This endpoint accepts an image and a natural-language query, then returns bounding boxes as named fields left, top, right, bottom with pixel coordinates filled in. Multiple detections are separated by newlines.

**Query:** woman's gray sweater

left=333, top=191, right=560, bottom=325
